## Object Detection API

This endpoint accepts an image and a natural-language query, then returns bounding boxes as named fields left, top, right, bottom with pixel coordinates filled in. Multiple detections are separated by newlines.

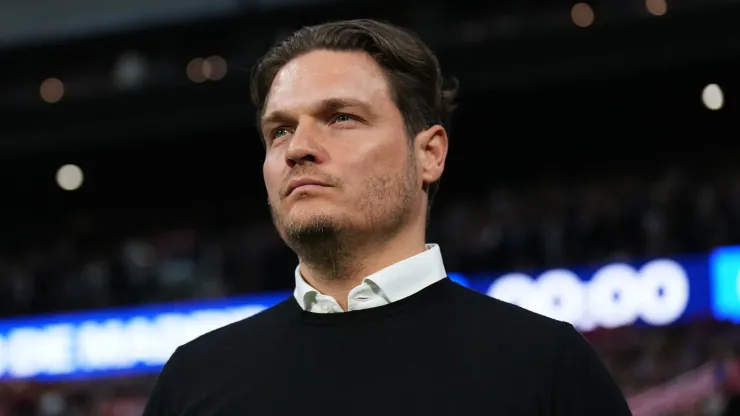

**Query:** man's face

left=261, top=50, right=420, bottom=246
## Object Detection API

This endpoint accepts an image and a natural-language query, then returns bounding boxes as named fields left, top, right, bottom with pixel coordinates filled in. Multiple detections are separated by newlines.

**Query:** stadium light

left=186, top=58, right=207, bottom=83
left=571, top=3, right=595, bottom=28
left=646, top=0, right=667, bottom=16
left=702, top=84, right=724, bottom=111
left=56, top=164, right=84, bottom=191
left=203, top=56, right=228, bottom=81
left=40, top=78, right=64, bottom=103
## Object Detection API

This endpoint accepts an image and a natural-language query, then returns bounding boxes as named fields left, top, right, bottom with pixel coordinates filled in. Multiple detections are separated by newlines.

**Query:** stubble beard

left=269, top=154, right=418, bottom=282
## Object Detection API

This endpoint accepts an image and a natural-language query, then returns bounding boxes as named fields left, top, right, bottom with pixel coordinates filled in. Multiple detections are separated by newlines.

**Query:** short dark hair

left=250, top=19, right=458, bottom=220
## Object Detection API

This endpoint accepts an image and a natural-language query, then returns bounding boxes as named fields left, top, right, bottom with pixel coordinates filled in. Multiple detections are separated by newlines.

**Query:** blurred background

left=1, top=0, right=740, bottom=414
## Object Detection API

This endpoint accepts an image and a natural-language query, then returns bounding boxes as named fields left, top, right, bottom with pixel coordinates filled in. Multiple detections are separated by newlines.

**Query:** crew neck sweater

left=143, top=278, right=631, bottom=416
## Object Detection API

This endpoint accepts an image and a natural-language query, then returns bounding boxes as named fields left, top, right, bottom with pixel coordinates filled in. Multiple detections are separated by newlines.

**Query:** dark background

left=1, top=0, right=740, bottom=413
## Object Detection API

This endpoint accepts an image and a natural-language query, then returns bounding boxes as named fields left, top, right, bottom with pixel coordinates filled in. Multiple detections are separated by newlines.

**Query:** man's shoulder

left=452, top=285, right=631, bottom=414
left=175, top=297, right=296, bottom=358
left=448, top=284, right=593, bottom=376
left=143, top=299, right=299, bottom=414
left=448, top=283, right=566, bottom=338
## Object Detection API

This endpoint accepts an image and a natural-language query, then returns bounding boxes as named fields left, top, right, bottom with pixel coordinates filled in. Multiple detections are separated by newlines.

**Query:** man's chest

left=181, top=380, right=534, bottom=416
left=177, top=349, right=542, bottom=416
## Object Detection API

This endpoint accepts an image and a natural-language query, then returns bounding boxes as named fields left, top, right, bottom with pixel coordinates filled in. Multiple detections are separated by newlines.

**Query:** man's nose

left=285, top=120, right=324, bottom=167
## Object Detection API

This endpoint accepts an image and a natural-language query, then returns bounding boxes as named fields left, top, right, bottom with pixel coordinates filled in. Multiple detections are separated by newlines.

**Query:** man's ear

left=415, top=125, right=448, bottom=185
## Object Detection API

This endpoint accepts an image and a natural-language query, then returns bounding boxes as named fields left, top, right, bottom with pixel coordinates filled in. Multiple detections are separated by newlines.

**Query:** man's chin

left=282, top=213, right=341, bottom=241
left=285, top=208, right=330, bottom=224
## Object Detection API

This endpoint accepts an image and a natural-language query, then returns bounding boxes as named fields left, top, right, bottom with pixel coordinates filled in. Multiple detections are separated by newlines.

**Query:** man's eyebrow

left=318, top=97, right=373, bottom=114
left=261, top=97, right=375, bottom=127
left=260, top=110, right=293, bottom=130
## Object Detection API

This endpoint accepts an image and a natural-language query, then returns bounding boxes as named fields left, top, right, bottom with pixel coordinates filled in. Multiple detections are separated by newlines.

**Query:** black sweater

left=143, top=278, right=632, bottom=415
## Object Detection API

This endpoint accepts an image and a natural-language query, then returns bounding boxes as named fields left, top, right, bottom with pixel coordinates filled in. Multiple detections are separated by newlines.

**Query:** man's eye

left=272, top=128, right=289, bottom=139
left=332, top=113, right=355, bottom=124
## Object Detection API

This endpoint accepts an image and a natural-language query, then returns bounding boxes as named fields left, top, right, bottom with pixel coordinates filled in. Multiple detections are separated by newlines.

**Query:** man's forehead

left=264, top=50, right=390, bottom=116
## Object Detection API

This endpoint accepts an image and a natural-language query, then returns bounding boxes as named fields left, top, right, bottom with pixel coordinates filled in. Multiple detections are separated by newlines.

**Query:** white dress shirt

left=293, top=244, right=447, bottom=313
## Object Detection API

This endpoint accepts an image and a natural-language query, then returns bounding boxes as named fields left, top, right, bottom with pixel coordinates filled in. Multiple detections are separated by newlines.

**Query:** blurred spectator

left=4, top=164, right=740, bottom=318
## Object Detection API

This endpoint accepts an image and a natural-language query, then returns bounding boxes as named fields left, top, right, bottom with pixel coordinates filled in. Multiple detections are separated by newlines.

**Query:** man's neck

left=298, top=234, right=427, bottom=311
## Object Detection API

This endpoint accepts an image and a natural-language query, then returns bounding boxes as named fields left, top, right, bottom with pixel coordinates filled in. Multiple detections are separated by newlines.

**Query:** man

left=144, top=19, right=631, bottom=415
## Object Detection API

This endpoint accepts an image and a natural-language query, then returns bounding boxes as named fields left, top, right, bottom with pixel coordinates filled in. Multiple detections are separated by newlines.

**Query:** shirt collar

left=293, top=244, right=447, bottom=310
left=294, top=267, right=319, bottom=311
